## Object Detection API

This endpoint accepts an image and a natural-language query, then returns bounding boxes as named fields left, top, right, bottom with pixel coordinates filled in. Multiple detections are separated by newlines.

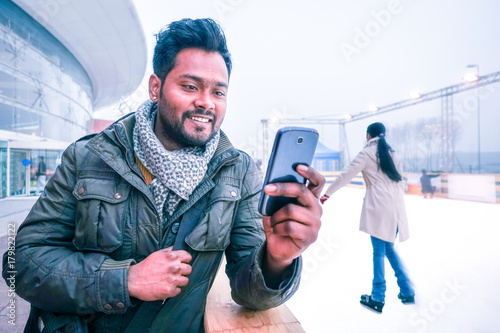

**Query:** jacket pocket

left=72, top=179, right=131, bottom=253
left=186, top=181, right=241, bottom=251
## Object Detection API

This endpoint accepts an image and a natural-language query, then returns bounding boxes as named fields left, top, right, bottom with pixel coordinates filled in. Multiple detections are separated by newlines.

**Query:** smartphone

left=258, top=127, right=319, bottom=216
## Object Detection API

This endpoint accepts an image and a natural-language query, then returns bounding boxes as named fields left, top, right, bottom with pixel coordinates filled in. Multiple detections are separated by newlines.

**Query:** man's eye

left=215, top=91, right=226, bottom=97
left=184, top=85, right=197, bottom=90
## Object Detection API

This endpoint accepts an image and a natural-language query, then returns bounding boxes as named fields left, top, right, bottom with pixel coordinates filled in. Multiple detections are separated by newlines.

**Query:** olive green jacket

left=3, top=113, right=301, bottom=332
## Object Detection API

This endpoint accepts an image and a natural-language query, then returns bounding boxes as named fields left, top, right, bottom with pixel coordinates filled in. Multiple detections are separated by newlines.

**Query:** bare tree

left=389, top=117, right=441, bottom=172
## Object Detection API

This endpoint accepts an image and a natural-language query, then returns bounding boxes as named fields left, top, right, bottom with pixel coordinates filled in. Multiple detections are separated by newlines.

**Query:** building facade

left=0, top=0, right=146, bottom=198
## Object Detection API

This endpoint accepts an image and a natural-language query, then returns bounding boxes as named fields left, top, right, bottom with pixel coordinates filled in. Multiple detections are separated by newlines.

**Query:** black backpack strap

left=124, top=195, right=209, bottom=333
left=24, top=304, right=88, bottom=333
left=24, top=305, right=41, bottom=333
left=40, top=315, right=72, bottom=333
left=122, top=300, right=163, bottom=333
left=172, top=195, right=208, bottom=252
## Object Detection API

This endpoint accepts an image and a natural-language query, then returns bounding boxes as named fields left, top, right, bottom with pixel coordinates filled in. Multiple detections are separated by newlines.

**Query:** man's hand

left=262, top=164, right=325, bottom=282
left=128, top=247, right=192, bottom=301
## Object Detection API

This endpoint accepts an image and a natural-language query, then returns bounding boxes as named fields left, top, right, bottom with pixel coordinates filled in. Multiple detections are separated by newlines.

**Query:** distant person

left=320, top=122, right=414, bottom=313
left=36, top=156, right=46, bottom=195
left=3, top=18, right=325, bottom=332
left=420, top=169, right=440, bottom=198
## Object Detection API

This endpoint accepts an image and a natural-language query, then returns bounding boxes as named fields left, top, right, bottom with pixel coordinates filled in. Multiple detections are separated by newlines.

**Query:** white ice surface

left=286, top=187, right=500, bottom=333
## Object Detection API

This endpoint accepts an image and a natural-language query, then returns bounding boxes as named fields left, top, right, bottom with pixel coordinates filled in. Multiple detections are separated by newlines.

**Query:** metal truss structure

left=260, top=70, right=500, bottom=171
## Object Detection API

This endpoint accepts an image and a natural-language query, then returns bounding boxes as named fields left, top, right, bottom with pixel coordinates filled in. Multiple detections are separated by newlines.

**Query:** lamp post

left=466, top=64, right=480, bottom=173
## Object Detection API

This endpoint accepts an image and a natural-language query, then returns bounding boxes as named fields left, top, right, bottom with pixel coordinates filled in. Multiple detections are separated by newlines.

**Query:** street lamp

left=409, top=90, right=421, bottom=99
left=466, top=64, right=480, bottom=173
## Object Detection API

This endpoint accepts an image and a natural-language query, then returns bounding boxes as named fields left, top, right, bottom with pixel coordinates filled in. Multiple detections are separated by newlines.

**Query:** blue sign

left=22, top=159, right=31, bottom=166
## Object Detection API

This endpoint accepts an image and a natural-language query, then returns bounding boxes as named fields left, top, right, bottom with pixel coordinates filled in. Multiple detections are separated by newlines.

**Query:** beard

left=156, top=95, right=221, bottom=148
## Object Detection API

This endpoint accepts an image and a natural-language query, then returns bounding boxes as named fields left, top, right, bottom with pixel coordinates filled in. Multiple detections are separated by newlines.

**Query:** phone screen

left=258, top=127, right=319, bottom=216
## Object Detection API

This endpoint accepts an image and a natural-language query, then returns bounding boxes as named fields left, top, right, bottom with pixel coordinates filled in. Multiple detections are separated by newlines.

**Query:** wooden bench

left=205, top=259, right=306, bottom=333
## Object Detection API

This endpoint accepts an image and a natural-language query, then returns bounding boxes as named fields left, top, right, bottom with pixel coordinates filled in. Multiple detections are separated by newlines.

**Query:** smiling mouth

left=189, top=115, right=211, bottom=123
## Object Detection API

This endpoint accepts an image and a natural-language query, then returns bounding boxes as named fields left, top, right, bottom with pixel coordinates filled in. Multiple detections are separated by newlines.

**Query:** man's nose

left=194, top=90, right=215, bottom=111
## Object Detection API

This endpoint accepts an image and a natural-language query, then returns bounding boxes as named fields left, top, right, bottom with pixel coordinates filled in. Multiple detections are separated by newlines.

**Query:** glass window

left=0, top=146, right=6, bottom=198
left=31, top=150, right=59, bottom=179
left=0, top=71, right=17, bottom=99
left=0, top=101, right=15, bottom=131
left=0, top=0, right=93, bottom=145
left=0, top=36, right=11, bottom=65
left=0, top=1, right=96, bottom=198
left=9, top=149, right=27, bottom=196
left=317, top=159, right=326, bottom=172
left=9, top=104, right=39, bottom=135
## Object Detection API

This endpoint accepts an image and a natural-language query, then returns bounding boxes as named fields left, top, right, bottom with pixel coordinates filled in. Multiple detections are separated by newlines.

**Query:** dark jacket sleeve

left=2, top=142, right=134, bottom=315
left=224, top=153, right=301, bottom=310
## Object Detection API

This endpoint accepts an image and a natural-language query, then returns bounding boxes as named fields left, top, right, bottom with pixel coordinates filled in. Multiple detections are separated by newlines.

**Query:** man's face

left=150, top=48, right=229, bottom=150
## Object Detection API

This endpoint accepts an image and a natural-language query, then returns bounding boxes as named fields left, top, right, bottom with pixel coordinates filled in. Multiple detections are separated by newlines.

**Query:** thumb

left=159, top=246, right=174, bottom=253
left=262, top=216, right=272, bottom=234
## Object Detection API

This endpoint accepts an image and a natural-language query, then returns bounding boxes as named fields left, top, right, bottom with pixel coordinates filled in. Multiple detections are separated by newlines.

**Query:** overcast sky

left=112, top=0, right=500, bottom=158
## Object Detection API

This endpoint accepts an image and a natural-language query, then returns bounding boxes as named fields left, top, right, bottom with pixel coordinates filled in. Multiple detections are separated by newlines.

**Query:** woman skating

left=320, top=122, right=415, bottom=313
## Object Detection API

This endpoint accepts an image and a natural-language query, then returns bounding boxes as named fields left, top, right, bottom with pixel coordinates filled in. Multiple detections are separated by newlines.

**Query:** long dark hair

left=367, top=122, right=402, bottom=182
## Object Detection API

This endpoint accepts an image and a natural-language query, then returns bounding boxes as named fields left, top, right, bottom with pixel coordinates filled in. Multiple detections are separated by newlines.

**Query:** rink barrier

left=321, top=171, right=500, bottom=204
left=322, top=171, right=366, bottom=189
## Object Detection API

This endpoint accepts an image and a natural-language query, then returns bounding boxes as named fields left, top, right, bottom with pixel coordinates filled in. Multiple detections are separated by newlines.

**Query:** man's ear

left=149, top=74, right=161, bottom=102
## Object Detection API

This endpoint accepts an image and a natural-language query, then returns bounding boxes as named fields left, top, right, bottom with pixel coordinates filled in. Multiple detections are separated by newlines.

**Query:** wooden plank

left=205, top=259, right=306, bottom=333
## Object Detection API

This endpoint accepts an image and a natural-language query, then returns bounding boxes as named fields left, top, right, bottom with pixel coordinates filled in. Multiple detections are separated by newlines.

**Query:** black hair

left=367, top=122, right=402, bottom=182
left=152, top=18, right=232, bottom=83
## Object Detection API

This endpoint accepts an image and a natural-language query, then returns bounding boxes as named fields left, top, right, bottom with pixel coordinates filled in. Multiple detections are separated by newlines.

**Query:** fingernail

left=265, top=184, right=277, bottom=192
left=297, top=164, right=308, bottom=172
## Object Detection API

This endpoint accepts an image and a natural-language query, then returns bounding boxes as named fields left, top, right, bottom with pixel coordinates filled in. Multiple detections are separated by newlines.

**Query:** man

left=3, top=18, right=324, bottom=332
left=35, top=156, right=46, bottom=195
left=420, top=169, right=440, bottom=198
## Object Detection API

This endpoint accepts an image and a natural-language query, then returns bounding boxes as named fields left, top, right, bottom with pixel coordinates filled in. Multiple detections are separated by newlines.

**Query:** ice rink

left=1, top=189, right=499, bottom=332
left=287, top=187, right=500, bottom=333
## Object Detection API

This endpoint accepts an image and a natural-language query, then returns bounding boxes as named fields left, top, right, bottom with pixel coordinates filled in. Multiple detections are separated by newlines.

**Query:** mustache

left=183, top=109, right=216, bottom=120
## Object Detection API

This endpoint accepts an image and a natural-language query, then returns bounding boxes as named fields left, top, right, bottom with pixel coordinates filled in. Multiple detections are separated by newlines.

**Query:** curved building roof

left=13, top=0, right=148, bottom=110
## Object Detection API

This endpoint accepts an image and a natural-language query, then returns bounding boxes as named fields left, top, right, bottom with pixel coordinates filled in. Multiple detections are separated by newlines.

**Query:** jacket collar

left=87, top=111, right=242, bottom=219
left=365, top=136, right=380, bottom=147
left=98, top=111, right=240, bottom=176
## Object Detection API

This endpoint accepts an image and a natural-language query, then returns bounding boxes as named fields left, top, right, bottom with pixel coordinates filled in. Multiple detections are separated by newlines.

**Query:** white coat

left=324, top=137, right=409, bottom=242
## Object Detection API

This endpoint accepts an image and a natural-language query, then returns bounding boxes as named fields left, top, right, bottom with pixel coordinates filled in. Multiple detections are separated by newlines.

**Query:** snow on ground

left=287, top=187, right=500, bottom=333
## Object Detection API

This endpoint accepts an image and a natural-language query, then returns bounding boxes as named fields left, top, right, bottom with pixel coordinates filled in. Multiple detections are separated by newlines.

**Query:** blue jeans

left=370, top=236, right=414, bottom=302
